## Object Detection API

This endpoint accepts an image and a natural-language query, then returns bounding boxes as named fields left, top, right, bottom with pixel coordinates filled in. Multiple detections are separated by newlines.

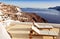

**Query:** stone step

left=7, top=25, right=31, bottom=30
left=12, top=33, right=29, bottom=38
left=8, top=31, right=30, bottom=34
left=12, top=38, right=29, bottom=39
left=12, top=36, right=46, bottom=39
left=8, top=28, right=31, bottom=30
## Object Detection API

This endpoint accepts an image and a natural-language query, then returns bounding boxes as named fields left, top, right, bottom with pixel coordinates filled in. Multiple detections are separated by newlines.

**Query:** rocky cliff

left=0, top=2, right=47, bottom=23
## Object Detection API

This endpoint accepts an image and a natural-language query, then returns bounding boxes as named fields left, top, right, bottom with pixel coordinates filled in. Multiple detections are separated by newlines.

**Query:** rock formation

left=0, top=2, right=48, bottom=23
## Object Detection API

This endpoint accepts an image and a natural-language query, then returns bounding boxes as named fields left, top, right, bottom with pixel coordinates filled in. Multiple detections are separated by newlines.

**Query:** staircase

left=7, top=23, right=32, bottom=39
left=6, top=23, right=60, bottom=39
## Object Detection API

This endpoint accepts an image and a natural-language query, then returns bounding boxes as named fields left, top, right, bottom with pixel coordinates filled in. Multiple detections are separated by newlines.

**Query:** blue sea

left=21, top=8, right=60, bottom=24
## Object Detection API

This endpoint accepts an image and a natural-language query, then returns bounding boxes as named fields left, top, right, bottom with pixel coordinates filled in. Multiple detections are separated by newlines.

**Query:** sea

left=21, top=8, right=60, bottom=24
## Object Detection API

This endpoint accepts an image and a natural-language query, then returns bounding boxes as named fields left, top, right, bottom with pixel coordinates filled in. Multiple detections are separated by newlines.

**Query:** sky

left=0, top=0, right=60, bottom=8
left=0, top=0, right=60, bottom=1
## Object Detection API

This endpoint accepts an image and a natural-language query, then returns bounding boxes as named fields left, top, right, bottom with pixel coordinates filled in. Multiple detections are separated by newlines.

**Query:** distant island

left=48, top=6, right=60, bottom=11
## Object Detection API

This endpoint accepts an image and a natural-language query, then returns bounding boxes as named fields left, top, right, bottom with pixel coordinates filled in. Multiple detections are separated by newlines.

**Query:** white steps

left=7, top=24, right=31, bottom=39
left=6, top=23, right=60, bottom=39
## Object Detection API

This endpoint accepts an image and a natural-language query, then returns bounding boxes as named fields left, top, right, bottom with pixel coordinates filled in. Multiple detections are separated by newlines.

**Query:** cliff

left=0, top=2, right=47, bottom=23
